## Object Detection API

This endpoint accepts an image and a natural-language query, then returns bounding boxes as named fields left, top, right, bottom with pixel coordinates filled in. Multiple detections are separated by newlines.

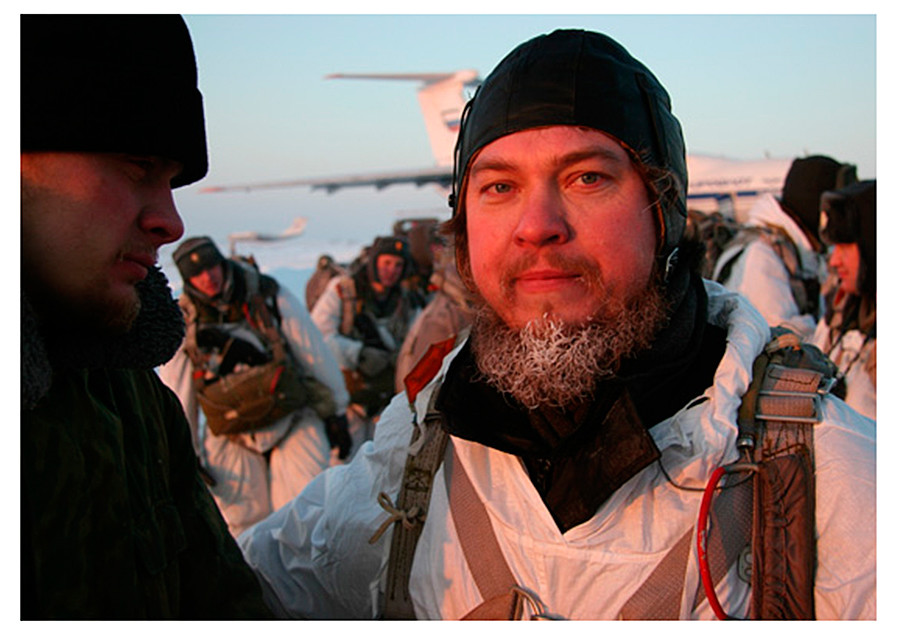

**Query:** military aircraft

left=227, top=216, right=307, bottom=255
left=202, top=70, right=791, bottom=220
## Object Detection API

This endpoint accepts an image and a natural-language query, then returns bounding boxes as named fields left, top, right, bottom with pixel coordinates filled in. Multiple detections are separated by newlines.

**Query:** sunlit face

left=829, top=242, right=861, bottom=296
left=464, top=126, right=657, bottom=329
left=189, top=263, right=225, bottom=297
left=376, top=254, right=406, bottom=289
left=21, top=151, right=184, bottom=331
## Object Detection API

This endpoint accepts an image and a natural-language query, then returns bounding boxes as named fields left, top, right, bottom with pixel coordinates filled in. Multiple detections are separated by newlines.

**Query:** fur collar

left=21, top=266, right=185, bottom=411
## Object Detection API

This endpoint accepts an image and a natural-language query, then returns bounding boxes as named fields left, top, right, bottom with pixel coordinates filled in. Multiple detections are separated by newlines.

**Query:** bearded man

left=238, top=29, right=875, bottom=620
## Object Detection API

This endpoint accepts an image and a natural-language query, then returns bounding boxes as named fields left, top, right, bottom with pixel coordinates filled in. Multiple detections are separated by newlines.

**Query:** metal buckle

left=755, top=390, right=822, bottom=424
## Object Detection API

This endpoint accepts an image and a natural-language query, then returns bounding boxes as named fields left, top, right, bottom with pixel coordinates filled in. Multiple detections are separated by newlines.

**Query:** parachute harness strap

left=369, top=493, right=424, bottom=544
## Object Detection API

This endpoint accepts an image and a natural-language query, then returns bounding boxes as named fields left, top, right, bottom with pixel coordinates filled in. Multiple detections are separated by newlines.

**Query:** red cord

left=697, top=466, right=730, bottom=620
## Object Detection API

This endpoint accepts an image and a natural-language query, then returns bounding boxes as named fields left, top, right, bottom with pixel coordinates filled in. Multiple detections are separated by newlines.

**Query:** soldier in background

left=811, top=180, right=876, bottom=420
left=159, top=237, right=352, bottom=537
left=711, top=155, right=857, bottom=339
left=394, top=238, right=473, bottom=393
left=311, top=236, right=422, bottom=429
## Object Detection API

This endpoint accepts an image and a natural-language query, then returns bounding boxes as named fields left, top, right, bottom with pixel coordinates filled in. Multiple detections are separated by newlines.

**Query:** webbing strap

left=619, top=474, right=753, bottom=619
left=445, top=445, right=518, bottom=604
left=446, top=445, right=556, bottom=620
left=623, top=336, right=824, bottom=620
left=619, top=527, right=693, bottom=620
left=380, top=394, right=449, bottom=620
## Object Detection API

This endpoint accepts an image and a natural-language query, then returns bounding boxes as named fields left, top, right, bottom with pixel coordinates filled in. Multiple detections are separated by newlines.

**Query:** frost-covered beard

left=470, top=283, right=669, bottom=410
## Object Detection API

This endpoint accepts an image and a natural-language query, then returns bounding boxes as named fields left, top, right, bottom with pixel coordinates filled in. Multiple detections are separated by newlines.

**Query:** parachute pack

left=690, top=210, right=821, bottom=318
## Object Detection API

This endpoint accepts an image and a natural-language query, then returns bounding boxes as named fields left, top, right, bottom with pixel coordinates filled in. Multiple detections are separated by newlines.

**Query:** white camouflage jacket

left=238, top=282, right=875, bottom=620
left=713, top=193, right=822, bottom=340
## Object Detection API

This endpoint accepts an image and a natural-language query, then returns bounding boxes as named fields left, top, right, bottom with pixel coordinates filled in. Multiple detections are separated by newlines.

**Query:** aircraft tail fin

left=326, top=71, right=480, bottom=168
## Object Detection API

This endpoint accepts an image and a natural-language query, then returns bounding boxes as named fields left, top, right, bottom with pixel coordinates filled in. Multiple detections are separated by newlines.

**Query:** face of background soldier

left=464, top=126, right=657, bottom=330
left=189, top=263, right=226, bottom=298
left=829, top=243, right=862, bottom=296
left=374, top=254, right=406, bottom=291
left=21, top=151, right=185, bottom=333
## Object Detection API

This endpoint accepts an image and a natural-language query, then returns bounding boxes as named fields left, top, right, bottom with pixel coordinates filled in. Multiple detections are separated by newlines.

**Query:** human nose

left=829, top=248, right=842, bottom=269
left=139, top=187, right=185, bottom=246
left=512, top=184, right=571, bottom=248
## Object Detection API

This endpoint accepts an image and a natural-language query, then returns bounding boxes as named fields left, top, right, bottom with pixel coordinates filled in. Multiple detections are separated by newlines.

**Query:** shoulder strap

left=378, top=389, right=449, bottom=620
left=757, top=225, right=820, bottom=316
left=178, top=294, right=209, bottom=373
left=443, top=445, right=519, bottom=618
left=336, top=276, right=358, bottom=336
left=619, top=467, right=753, bottom=619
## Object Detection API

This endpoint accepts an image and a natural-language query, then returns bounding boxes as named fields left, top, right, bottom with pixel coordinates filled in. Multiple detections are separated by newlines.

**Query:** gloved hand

left=324, top=413, right=352, bottom=460
left=357, top=346, right=391, bottom=378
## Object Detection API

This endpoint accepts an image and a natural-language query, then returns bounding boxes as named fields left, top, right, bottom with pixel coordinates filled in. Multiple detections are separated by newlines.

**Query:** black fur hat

left=173, top=236, right=226, bottom=280
left=367, top=236, right=412, bottom=285
left=20, top=14, right=208, bottom=187
left=781, top=155, right=857, bottom=243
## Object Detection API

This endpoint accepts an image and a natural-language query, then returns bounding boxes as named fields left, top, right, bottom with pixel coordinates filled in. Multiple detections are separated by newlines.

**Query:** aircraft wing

left=201, top=166, right=453, bottom=195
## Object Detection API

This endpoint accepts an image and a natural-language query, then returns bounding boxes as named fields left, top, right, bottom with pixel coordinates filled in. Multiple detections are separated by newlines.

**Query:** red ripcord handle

left=697, top=466, right=731, bottom=620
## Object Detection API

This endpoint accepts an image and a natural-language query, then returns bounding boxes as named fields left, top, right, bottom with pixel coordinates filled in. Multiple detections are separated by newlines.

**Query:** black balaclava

left=21, top=14, right=208, bottom=187
left=820, top=180, right=876, bottom=299
left=450, top=29, right=688, bottom=261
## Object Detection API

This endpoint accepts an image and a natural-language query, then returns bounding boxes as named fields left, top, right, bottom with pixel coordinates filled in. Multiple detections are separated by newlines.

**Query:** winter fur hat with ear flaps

left=367, top=236, right=413, bottom=285
left=449, top=29, right=688, bottom=260
left=820, top=180, right=876, bottom=298
left=780, top=155, right=857, bottom=245
left=20, top=14, right=208, bottom=188
left=173, top=236, right=226, bottom=280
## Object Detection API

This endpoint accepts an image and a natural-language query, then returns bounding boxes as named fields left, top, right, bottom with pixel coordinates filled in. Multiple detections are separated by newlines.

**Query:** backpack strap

left=336, top=275, right=358, bottom=336
left=714, top=225, right=820, bottom=317
left=619, top=465, right=753, bottom=619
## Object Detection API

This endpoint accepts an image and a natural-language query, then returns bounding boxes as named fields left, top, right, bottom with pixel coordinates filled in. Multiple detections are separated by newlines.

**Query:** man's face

left=375, top=254, right=406, bottom=289
left=464, top=126, right=658, bottom=329
left=189, top=263, right=225, bottom=298
left=21, top=152, right=184, bottom=332
left=829, top=242, right=861, bottom=296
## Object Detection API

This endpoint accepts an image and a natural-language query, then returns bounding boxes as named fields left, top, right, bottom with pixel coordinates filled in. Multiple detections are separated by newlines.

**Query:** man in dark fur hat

left=20, top=14, right=270, bottom=619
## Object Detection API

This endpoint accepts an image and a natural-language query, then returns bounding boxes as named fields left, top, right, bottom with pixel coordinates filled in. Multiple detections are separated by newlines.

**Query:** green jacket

left=21, top=268, right=273, bottom=619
